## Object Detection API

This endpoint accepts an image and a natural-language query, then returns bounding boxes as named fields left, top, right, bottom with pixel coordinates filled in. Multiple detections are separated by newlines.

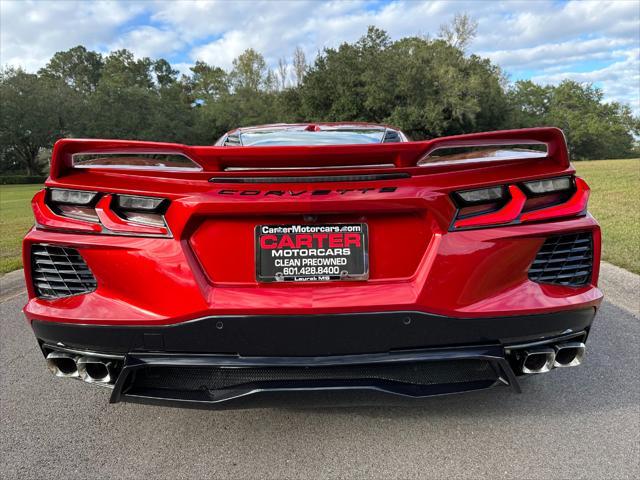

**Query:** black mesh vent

left=528, top=232, right=593, bottom=286
left=31, top=245, right=96, bottom=298
left=131, top=359, right=497, bottom=393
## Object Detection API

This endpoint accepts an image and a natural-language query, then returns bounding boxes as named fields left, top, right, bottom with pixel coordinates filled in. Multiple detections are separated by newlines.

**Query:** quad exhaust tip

left=46, top=351, right=79, bottom=378
left=521, top=348, right=556, bottom=374
left=77, top=357, right=114, bottom=384
left=554, top=342, right=585, bottom=368
left=46, top=351, right=116, bottom=384
left=518, top=342, right=586, bottom=374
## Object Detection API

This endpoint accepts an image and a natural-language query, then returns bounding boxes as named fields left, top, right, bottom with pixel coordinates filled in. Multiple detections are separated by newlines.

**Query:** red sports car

left=23, top=123, right=602, bottom=407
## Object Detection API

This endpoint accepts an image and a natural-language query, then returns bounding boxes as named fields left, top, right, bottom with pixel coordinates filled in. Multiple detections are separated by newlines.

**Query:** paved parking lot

left=1, top=270, right=638, bottom=479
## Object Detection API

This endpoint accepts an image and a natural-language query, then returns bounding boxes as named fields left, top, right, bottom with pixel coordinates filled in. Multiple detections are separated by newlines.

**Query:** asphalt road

left=1, top=278, right=639, bottom=479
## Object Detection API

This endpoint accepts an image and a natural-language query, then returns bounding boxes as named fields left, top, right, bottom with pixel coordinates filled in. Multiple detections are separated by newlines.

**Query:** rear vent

left=528, top=232, right=593, bottom=286
left=31, top=245, right=96, bottom=298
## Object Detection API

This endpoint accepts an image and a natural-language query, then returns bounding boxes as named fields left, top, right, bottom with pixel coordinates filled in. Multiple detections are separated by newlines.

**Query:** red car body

left=23, top=124, right=602, bottom=406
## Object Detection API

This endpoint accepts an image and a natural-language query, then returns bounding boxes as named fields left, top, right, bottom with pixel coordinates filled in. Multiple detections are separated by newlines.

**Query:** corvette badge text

left=217, top=186, right=397, bottom=196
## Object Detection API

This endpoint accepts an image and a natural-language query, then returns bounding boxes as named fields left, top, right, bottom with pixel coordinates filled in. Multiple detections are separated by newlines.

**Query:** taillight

left=521, top=176, right=573, bottom=195
left=520, top=177, right=589, bottom=223
left=450, top=176, right=589, bottom=230
left=37, top=188, right=171, bottom=237
left=453, top=185, right=526, bottom=229
left=95, top=195, right=169, bottom=235
left=50, top=188, right=97, bottom=205
left=113, top=194, right=168, bottom=227
left=455, top=186, right=505, bottom=204
left=48, top=188, right=100, bottom=222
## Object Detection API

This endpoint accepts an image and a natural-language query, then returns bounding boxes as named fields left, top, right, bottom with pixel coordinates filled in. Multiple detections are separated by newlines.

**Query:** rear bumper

left=34, top=308, right=596, bottom=407
left=22, top=215, right=603, bottom=323
left=31, top=307, right=596, bottom=357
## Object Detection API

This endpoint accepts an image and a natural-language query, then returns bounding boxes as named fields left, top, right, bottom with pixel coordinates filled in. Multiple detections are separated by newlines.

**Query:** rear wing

left=49, top=127, right=569, bottom=180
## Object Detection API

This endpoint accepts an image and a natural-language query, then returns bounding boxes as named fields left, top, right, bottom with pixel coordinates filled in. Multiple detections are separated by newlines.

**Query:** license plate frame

left=255, top=223, right=369, bottom=283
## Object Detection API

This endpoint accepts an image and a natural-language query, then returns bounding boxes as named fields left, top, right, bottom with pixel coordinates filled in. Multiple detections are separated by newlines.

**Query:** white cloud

left=532, top=50, right=640, bottom=113
left=150, top=0, right=252, bottom=41
left=472, top=0, right=640, bottom=50
left=185, top=1, right=378, bottom=68
left=0, top=0, right=144, bottom=70
left=109, top=26, right=185, bottom=59
left=191, top=30, right=253, bottom=69
left=483, top=37, right=634, bottom=71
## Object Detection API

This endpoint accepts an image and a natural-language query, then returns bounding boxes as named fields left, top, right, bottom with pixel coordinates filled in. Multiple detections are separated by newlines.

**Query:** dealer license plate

left=256, top=224, right=368, bottom=282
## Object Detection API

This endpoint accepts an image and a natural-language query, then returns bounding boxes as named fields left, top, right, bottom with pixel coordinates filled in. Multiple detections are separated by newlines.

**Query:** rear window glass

left=239, top=129, right=386, bottom=146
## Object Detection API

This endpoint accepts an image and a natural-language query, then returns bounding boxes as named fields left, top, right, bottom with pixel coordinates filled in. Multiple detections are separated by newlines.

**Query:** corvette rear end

left=22, top=125, right=602, bottom=407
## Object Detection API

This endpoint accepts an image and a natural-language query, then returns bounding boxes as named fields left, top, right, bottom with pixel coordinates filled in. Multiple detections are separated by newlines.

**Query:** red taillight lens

left=520, top=177, right=589, bottom=222
left=56, top=205, right=100, bottom=223
left=47, top=188, right=100, bottom=222
left=33, top=190, right=101, bottom=233
left=36, top=188, right=170, bottom=236
left=454, top=185, right=526, bottom=228
left=95, top=195, right=169, bottom=235
left=450, top=176, right=588, bottom=230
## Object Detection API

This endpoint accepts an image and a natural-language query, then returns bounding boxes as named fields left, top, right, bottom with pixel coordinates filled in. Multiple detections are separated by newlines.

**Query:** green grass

left=0, top=184, right=41, bottom=274
left=574, top=158, right=640, bottom=274
left=0, top=159, right=638, bottom=275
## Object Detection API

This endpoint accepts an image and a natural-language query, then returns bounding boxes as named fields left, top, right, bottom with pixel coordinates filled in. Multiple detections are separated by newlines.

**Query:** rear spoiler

left=49, top=127, right=569, bottom=180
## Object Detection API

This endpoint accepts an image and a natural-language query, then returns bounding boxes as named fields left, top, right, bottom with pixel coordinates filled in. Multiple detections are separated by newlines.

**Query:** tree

left=265, top=69, right=279, bottom=93
left=292, top=46, right=307, bottom=86
left=230, top=49, right=268, bottom=92
left=154, top=59, right=179, bottom=88
left=150, top=79, right=200, bottom=144
left=38, top=45, right=103, bottom=94
left=299, top=27, right=508, bottom=138
left=464, top=55, right=510, bottom=133
left=0, top=68, right=74, bottom=174
left=438, top=13, right=478, bottom=52
left=506, top=80, right=552, bottom=127
left=300, top=27, right=387, bottom=122
left=277, top=57, right=288, bottom=90
left=189, top=61, right=229, bottom=102
left=84, top=51, right=177, bottom=141
left=508, top=80, right=639, bottom=159
left=546, top=81, right=639, bottom=159
left=100, top=49, right=154, bottom=89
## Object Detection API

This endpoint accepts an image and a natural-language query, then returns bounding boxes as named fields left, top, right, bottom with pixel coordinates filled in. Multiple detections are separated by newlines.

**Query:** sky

left=1, top=0, right=638, bottom=113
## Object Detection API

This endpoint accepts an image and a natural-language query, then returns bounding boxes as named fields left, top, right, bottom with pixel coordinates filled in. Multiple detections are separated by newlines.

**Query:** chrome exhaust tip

left=77, top=356, right=114, bottom=384
left=554, top=342, right=585, bottom=368
left=46, top=352, right=79, bottom=378
left=521, top=348, right=556, bottom=374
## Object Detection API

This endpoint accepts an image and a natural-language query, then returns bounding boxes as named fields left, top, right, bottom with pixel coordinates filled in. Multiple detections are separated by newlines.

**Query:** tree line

left=1, top=25, right=638, bottom=175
